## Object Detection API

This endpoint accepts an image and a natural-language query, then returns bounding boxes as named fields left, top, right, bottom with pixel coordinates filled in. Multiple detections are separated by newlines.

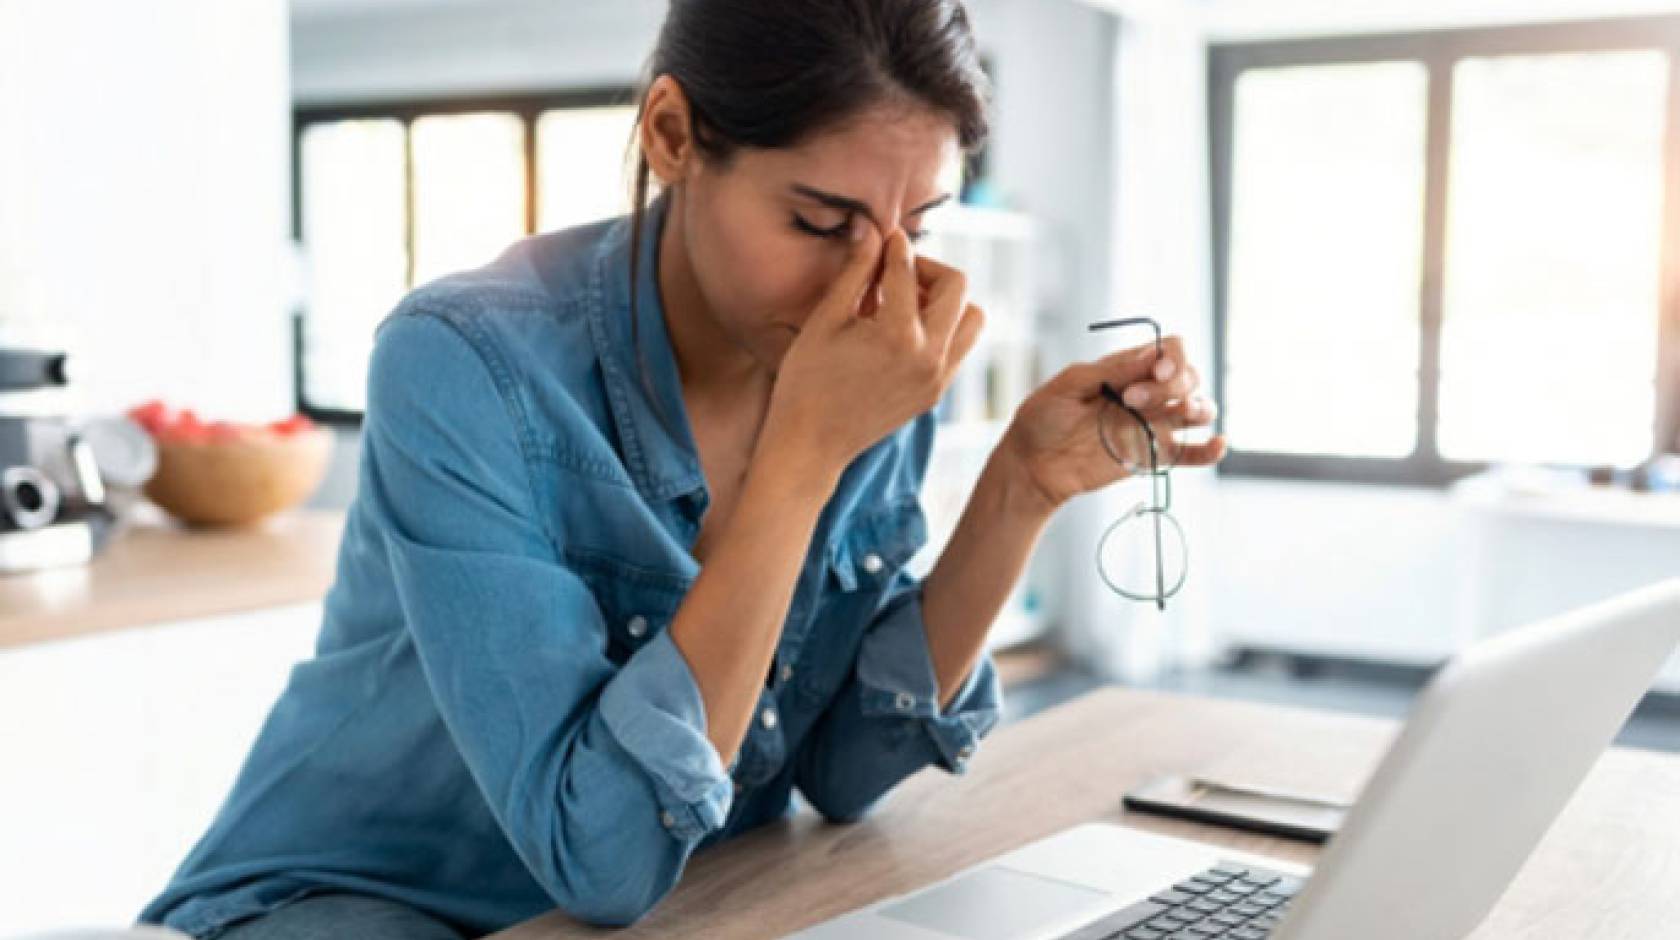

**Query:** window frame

left=290, top=86, right=638, bottom=427
left=1208, top=15, right=1680, bottom=486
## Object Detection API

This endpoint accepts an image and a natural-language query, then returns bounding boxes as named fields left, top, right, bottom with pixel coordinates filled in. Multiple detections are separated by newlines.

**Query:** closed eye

left=790, top=213, right=928, bottom=243
left=791, top=212, right=851, bottom=240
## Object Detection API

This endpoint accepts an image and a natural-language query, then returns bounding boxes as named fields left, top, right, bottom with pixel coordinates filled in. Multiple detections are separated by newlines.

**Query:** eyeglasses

left=1087, top=316, right=1188, bottom=611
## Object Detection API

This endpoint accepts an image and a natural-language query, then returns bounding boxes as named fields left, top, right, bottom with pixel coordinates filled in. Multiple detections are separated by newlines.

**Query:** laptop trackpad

left=879, top=865, right=1110, bottom=940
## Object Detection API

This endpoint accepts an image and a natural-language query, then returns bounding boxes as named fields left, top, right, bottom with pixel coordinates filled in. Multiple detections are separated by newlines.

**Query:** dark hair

left=622, top=0, right=991, bottom=431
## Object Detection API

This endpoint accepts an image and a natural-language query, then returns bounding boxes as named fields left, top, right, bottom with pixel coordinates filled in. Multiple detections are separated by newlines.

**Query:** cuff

left=855, top=587, right=1004, bottom=773
left=597, top=629, right=735, bottom=841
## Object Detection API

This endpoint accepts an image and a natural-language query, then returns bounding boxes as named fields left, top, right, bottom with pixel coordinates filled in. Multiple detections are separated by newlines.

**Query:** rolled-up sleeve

left=854, top=581, right=1002, bottom=770
left=793, top=414, right=1004, bottom=823
left=364, top=309, right=729, bottom=925
left=793, top=570, right=1003, bottom=823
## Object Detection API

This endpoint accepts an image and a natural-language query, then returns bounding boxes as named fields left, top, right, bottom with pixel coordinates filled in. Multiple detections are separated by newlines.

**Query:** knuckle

left=917, top=352, right=943, bottom=380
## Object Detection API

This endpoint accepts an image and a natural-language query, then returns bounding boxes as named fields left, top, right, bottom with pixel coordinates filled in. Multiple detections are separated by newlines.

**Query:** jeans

left=212, top=893, right=466, bottom=940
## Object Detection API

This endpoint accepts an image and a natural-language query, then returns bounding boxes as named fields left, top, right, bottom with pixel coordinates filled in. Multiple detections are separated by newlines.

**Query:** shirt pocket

left=792, top=495, right=931, bottom=711
left=825, top=493, right=930, bottom=594
left=563, top=545, right=694, bottom=664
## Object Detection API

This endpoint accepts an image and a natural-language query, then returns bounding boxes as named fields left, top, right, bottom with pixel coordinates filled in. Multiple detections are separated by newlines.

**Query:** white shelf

left=1450, top=469, right=1680, bottom=691
left=1452, top=471, right=1680, bottom=530
left=912, top=203, right=1052, bottom=651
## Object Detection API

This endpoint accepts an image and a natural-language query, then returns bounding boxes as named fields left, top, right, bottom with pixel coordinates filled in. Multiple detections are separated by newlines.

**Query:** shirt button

left=761, top=707, right=778, bottom=730
left=779, top=663, right=795, bottom=684
left=895, top=691, right=915, bottom=713
left=958, top=744, right=975, bottom=761
left=861, top=552, right=885, bottom=574
left=627, top=615, right=648, bottom=638
left=660, top=810, right=676, bottom=830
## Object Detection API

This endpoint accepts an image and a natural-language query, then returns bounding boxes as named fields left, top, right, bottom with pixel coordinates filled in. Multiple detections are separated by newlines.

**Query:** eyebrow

left=789, top=183, right=953, bottom=226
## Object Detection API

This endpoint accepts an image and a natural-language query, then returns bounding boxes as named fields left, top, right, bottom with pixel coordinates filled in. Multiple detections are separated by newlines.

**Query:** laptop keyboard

left=1054, top=861, right=1304, bottom=939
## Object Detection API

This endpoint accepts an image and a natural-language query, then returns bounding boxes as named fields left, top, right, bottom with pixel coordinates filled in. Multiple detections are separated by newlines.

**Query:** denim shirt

left=139, top=191, right=1003, bottom=937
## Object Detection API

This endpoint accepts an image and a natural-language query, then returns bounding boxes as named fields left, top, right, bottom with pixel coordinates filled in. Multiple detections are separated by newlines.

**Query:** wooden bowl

left=142, top=427, right=332, bottom=528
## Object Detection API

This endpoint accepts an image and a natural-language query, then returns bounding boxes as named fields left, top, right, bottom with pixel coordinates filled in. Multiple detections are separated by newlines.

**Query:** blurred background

left=4, top=0, right=1680, bottom=933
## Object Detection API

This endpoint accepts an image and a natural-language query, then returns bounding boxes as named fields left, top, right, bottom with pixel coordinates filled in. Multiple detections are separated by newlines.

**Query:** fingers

left=944, top=302, right=985, bottom=375
left=875, top=228, right=920, bottom=334
left=1161, top=394, right=1219, bottom=427
left=1170, top=434, right=1227, bottom=468
left=1118, top=337, right=1198, bottom=409
left=1043, top=359, right=1116, bottom=399
left=1046, top=343, right=1162, bottom=401
left=812, top=223, right=884, bottom=327
left=916, top=254, right=969, bottom=359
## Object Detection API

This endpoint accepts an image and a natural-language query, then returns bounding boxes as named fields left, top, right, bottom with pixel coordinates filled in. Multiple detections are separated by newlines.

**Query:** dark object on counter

left=0, top=348, right=70, bottom=390
left=1124, top=773, right=1346, bottom=844
left=0, top=347, right=117, bottom=574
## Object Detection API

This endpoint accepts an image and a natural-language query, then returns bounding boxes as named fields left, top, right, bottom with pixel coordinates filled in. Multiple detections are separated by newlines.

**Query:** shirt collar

left=586, top=191, right=709, bottom=504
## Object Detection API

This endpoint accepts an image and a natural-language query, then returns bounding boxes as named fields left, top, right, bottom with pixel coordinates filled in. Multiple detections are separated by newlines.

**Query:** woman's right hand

left=759, top=224, right=985, bottom=483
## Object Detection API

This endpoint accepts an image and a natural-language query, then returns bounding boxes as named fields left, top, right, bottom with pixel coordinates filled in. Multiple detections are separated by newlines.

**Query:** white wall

left=291, top=0, right=668, bottom=104
left=0, top=0, right=295, bottom=423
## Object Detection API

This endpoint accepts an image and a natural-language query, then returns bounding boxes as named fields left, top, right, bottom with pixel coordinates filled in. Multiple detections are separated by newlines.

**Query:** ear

left=640, top=74, right=699, bottom=188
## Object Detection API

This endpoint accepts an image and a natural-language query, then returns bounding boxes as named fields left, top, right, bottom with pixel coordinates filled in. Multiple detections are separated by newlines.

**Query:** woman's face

left=668, top=98, right=962, bottom=372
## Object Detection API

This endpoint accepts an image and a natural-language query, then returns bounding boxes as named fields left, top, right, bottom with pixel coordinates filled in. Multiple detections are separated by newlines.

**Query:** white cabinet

left=1208, top=472, right=1680, bottom=694
left=0, top=604, right=320, bottom=936
left=1453, top=473, right=1680, bottom=691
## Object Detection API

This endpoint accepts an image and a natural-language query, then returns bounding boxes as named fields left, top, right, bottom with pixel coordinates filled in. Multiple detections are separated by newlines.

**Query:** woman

left=139, top=0, right=1222, bottom=937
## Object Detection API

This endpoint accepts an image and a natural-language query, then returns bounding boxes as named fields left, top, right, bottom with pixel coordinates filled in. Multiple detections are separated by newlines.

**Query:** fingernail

left=1124, top=386, right=1150, bottom=408
left=1154, top=357, right=1176, bottom=381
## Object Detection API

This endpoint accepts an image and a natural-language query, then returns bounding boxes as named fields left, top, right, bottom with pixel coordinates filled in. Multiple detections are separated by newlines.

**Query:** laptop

left=791, top=578, right=1680, bottom=940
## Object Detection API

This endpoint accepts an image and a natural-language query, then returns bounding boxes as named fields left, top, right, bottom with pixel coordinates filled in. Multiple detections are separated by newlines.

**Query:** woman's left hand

left=992, top=335, right=1226, bottom=515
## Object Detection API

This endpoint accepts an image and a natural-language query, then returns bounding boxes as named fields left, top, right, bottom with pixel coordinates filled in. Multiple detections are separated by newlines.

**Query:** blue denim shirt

left=139, top=191, right=1003, bottom=937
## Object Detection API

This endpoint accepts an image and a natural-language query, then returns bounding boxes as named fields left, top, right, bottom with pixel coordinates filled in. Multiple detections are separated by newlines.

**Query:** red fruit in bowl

left=144, top=414, right=333, bottom=528
left=206, top=421, right=247, bottom=443
left=127, top=399, right=172, bottom=434
left=126, top=401, right=320, bottom=448
left=160, top=412, right=200, bottom=444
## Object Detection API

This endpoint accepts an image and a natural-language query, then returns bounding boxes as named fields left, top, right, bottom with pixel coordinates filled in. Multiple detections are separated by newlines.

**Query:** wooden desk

left=0, top=506, right=344, bottom=651
left=493, top=687, right=1680, bottom=939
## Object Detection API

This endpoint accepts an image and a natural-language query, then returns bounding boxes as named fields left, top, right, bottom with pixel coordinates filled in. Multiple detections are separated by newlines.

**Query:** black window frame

left=1209, top=15, right=1680, bottom=487
left=290, top=86, right=638, bottom=427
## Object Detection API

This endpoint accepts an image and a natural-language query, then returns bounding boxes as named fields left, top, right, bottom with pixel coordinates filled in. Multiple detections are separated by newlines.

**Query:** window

left=292, top=90, right=638, bottom=421
left=1224, top=62, right=1429, bottom=460
left=1440, top=51, right=1667, bottom=467
left=1210, top=19, right=1680, bottom=484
